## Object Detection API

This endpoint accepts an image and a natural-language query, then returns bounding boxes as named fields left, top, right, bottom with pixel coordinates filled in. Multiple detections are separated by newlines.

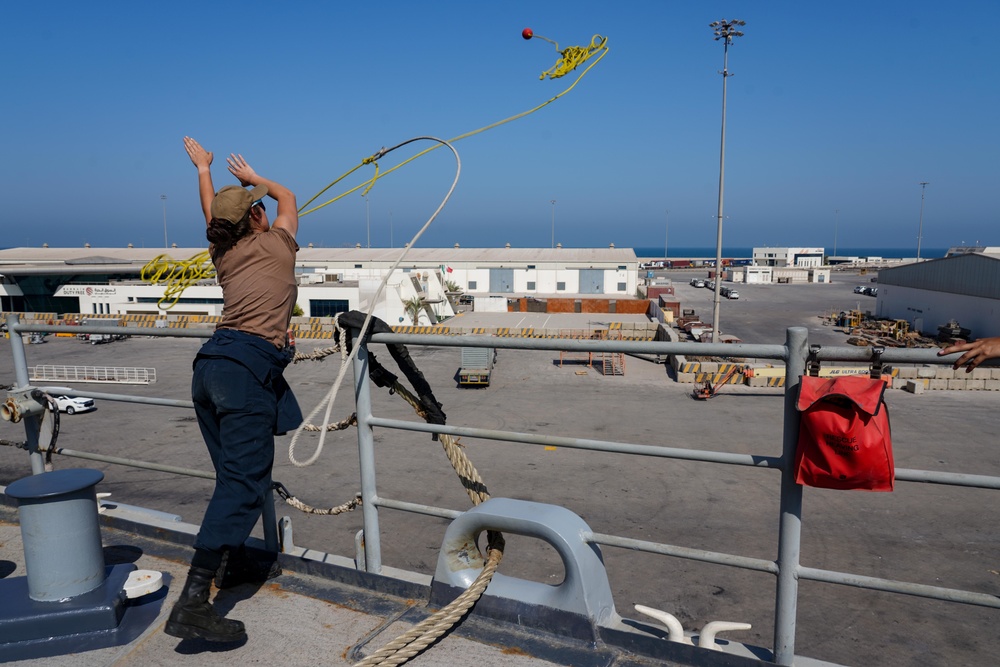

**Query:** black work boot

left=215, top=546, right=281, bottom=589
left=165, top=566, right=246, bottom=642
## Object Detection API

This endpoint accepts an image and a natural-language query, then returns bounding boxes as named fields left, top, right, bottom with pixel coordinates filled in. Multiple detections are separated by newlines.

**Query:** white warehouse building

left=874, top=252, right=1000, bottom=339
left=0, top=245, right=640, bottom=325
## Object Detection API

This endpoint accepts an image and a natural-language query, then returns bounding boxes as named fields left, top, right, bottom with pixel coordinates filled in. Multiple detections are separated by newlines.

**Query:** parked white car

left=53, top=396, right=96, bottom=415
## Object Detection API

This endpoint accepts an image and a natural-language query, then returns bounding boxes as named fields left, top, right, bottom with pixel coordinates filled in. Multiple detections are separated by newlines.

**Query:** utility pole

left=364, top=194, right=370, bottom=248
left=550, top=200, right=557, bottom=249
left=709, top=18, right=745, bottom=343
left=161, top=195, right=168, bottom=248
left=916, top=182, right=929, bottom=260
left=664, top=209, right=669, bottom=260
left=834, top=209, right=839, bottom=257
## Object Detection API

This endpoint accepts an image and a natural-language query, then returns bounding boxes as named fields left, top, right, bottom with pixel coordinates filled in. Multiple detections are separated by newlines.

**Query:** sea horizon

left=0, top=244, right=955, bottom=260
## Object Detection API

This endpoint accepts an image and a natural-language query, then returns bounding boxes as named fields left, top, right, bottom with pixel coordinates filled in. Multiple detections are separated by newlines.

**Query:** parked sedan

left=53, top=396, right=96, bottom=415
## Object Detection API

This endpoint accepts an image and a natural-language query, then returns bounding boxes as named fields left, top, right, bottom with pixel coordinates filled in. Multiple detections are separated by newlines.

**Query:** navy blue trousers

left=191, top=356, right=277, bottom=557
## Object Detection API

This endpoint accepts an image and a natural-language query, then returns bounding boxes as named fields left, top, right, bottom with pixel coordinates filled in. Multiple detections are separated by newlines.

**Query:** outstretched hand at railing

left=938, top=337, right=1000, bottom=372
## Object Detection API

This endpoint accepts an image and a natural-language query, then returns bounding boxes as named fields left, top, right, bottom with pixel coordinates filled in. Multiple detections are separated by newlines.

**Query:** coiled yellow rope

left=535, top=33, right=609, bottom=80
left=139, top=251, right=215, bottom=310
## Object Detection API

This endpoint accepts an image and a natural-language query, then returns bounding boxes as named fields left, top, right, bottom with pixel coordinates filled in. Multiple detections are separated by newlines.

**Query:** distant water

left=633, top=246, right=949, bottom=260
left=1, top=245, right=950, bottom=259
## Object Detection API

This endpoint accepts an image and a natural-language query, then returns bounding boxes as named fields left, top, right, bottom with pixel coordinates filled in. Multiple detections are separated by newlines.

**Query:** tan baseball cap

left=211, top=184, right=268, bottom=224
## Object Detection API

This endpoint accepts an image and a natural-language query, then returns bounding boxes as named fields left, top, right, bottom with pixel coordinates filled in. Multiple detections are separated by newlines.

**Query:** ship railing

left=29, top=364, right=157, bottom=385
left=3, top=314, right=999, bottom=666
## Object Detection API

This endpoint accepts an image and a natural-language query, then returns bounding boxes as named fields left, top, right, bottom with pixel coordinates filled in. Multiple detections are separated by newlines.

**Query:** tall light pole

left=834, top=209, right=839, bottom=257
left=160, top=195, right=168, bottom=248
left=363, top=194, right=371, bottom=248
left=664, top=209, right=669, bottom=260
left=550, top=199, right=557, bottom=248
left=916, top=182, right=929, bottom=260
left=709, top=18, right=744, bottom=343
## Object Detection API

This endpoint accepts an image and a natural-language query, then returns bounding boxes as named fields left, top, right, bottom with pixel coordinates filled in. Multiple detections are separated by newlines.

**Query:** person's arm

left=938, top=336, right=1000, bottom=372
left=183, top=137, right=214, bottom=226
left=226, top=153, right=299, bottom=239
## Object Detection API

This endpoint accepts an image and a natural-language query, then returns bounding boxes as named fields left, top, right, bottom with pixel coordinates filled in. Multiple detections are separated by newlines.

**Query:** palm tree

left=403, top=296, right=423, bottom=326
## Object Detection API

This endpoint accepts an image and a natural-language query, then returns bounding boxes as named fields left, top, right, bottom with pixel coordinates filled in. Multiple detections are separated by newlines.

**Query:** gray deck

left=0, top=516, right=574, bottom=667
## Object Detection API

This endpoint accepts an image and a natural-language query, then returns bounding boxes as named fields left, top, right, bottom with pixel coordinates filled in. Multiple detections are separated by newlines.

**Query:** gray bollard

left=432, top=497, right=617, bottom=639
left=5, top=468, right=106, bottom=601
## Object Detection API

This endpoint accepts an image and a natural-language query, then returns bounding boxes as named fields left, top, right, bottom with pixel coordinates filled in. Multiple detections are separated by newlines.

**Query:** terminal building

left=751, top=247, right=825, bottom=268
left=0, top=245, right=640, bottom=325
left=725, top=247, right=831, bottom=284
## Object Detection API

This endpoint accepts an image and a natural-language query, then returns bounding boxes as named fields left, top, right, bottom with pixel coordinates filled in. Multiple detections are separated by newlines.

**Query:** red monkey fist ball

left=522, top=28, right=533, bottom=40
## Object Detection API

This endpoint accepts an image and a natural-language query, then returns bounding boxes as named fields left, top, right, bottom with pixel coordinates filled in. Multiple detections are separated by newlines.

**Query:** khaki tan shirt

left=211, top=227, right=298, bottom=348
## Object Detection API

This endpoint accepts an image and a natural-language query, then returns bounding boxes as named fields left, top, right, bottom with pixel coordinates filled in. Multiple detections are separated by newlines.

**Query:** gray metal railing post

left=351, top=335, right=382, bottom=573
left=773, top=326, right=808, bottom=664
left=262, top=488, right=279, bottom=552
left=6, top=314, right=45, bottom=475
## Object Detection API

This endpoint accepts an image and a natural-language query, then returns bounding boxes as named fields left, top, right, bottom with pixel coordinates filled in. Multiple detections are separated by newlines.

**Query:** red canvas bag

left=794, top=375, right=894, bottom=491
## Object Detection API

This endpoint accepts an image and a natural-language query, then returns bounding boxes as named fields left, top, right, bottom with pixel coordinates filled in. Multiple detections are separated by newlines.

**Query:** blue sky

left=2, top=1, right=997, bottom=252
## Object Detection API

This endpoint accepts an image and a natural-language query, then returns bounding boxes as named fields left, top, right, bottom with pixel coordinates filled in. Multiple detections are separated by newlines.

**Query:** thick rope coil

left=273, top=482, right=362, bottom=516
left=292, top=345, right=343, bottom=363
left=353, top=541, right=504, bottom=667
left=301, top=413, right=357, bottom=432
left=139, top=251, right=215, bottom=310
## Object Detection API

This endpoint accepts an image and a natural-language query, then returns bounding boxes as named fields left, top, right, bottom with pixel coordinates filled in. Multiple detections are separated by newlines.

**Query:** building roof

left=298, top=246, right=637, bottom=264
left=945, top=246, right=1000, bottom=257
left=0, top=246, right=638, bottom=270
left=878, top=253, right=1000, bottom=300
